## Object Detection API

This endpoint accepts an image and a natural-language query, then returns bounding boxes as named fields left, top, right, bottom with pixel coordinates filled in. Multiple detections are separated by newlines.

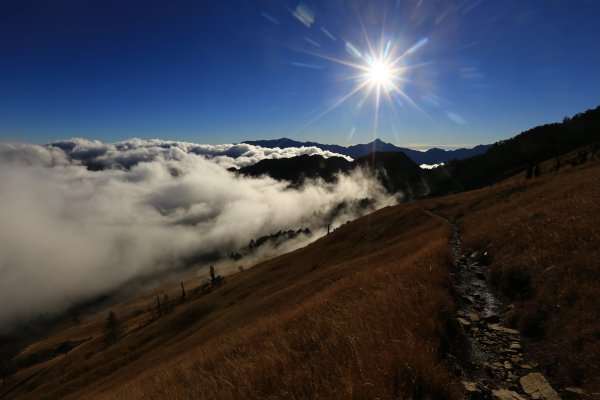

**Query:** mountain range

left=237, top=151, right=430, bottom=198
left=243, top=138, right=492, bottom=164
left=240, top=105, right=600, bottom=197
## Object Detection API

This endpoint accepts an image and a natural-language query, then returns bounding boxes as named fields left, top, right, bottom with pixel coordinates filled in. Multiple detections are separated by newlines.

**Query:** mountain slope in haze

left=352, top=151, right=430, bottom=195
left=243, top=138, right=491, bottom=164
left=235, top=154, right=352, bottom=183
left=236, top=151, right=431, bottom=198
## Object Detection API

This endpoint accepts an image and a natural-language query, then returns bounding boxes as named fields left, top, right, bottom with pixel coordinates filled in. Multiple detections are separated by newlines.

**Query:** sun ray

left=295, top=80, right=371, bottom=134
left=291, top=7, right=433, bottom=137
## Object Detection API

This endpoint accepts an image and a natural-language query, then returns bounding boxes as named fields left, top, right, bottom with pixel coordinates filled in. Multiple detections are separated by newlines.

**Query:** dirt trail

left=425, top=210, right=562, bottom=400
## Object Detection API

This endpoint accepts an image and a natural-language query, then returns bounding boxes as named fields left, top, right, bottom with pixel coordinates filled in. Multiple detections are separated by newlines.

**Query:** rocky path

left=425, top=211, right=563, bottom=400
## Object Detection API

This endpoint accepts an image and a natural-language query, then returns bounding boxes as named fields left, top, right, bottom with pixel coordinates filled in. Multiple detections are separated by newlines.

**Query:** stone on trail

left=457, top=317, right=471, bottom=328
left=492, top=389, right=526, bottom=400
left=488, top=324, right=520, bottom=335
left=462, top=381, right=484, bottom=399
left=519, top=373, right=561, bottom=400
left=563, top=387, right=587, bottom=399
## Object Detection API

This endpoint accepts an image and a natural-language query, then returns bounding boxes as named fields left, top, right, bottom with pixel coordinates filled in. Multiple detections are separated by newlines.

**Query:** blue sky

left=1, top=0, right=600, bottom=148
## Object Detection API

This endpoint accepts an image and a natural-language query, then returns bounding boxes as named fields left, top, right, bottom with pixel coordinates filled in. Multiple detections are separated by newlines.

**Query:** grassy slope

left=427, top=155, right=600, bottom=391
left=3, top=152, right=599, bottom=398
left=1, top=204, right=458, bottom=399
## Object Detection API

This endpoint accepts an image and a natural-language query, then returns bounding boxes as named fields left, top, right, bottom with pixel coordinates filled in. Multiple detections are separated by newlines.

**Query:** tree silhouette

left=209, top=265, right=216, bottom=284
left=56, top=340, right=74, bottom=357
left=103, top=311, right=121, bottom=345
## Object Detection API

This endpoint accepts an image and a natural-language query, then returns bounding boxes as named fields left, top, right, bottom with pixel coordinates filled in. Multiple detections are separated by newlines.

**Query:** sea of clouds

left=0, top=139, right=391, bottom=330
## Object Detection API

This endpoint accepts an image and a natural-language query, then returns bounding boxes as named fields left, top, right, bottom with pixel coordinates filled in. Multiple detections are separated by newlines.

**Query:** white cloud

left=45, top=138, right=352, bottom=170
left=0, top=140, right=388, bottom=329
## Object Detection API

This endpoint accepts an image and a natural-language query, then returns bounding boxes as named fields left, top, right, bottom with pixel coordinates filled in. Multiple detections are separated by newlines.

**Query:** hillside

left=431, top=105, right=600, bottom=193
left=0, top=197, right=458, bottom=399
left=2, top=145, right=599, bottom=399
left=243, top=138, right=491, bottom=164
left=237, top=151, right=431, bottom=198
left=352, top=151, right=429, bottom=195
left=235, top=153, right=351, bottom=183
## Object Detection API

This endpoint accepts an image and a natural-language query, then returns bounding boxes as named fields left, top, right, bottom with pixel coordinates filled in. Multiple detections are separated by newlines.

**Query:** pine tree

left=103, top=311, right=120, bottom=345
left=209, top=265, right=216, bottom=284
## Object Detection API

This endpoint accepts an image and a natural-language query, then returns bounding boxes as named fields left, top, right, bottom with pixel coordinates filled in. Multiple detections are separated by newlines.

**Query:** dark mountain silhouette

left=236, top=154, right=352, bottom=183
left=352, top=152, right=430, bottom=195
left=240, top=105, right=600, bottom=199
left=430, top=105, right=600, bottom=194
left=236, top=151, right=431, bottom=198
left=243, top=137, right=491, bottom=164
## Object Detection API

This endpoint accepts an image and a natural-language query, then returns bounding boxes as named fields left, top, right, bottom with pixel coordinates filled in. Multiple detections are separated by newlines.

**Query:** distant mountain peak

left=243, top=138, right=491, bottom=164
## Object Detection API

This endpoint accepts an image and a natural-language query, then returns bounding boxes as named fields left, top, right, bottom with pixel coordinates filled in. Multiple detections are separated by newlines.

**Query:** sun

left=292, top=32, right=429, bottom=135
left=365, top=58, right=394, bottom=88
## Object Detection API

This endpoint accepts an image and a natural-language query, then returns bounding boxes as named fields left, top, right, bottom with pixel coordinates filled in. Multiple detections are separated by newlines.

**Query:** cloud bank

left=0, top=139, right=387, bottom=330
left=44, top=138, right=353, bottom=170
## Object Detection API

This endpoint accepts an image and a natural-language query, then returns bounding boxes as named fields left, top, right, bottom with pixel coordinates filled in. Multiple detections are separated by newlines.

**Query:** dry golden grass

left=5, top=151, right=599, bottom=399
left=2, top=205, right=459, bottom=400
left=425, top=157, right=600, bottom=391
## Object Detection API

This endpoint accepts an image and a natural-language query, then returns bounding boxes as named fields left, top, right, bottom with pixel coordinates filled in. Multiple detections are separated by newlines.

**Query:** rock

left=507, top=371, right=519, bottom=381
left=462, top=381, right=484, bottom=399
left=520, top=373, right=561, bottom=400
left=470, top=313, right=480, bottom=322
left=504, top=361, right=513, bottom=370
left=476, top=271, right=486, bottom=280
left=563, top=387, right=587, bottom=399
left=457, top=317, right=471, bottom=329
left=488, top=324, right=520, bottom=335
left=510, top=343, right=522, bottom=350
left=492, top=389, right=526, bottom=400
left=462, top=295, right=474, bottom=304
left=520, top=364, right=533, bottom=370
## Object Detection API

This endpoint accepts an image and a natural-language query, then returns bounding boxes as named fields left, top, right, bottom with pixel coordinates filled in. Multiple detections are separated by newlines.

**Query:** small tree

left=209, top=265, right=223, bottom=286
left=56, top=340, right=74, bottom=357
left=209, top=265, right=216, bottom=284
left=103, top=311, right=121, bottom=345
left=526, top=165, right=533, bottom=179
left=155, top=294, right=162, bottom=317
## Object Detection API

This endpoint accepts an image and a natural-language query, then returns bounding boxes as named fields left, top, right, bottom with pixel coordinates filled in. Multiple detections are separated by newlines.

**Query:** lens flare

left=366, top=59, right=393, bottom=88
left=278, top=2, right=439, bottom=137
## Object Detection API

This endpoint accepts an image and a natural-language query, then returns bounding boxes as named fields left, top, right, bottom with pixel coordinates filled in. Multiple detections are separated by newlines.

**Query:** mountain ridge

left=242, top=137, right=491, bottom=164
left=236, top=151, right=431, bottom=199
